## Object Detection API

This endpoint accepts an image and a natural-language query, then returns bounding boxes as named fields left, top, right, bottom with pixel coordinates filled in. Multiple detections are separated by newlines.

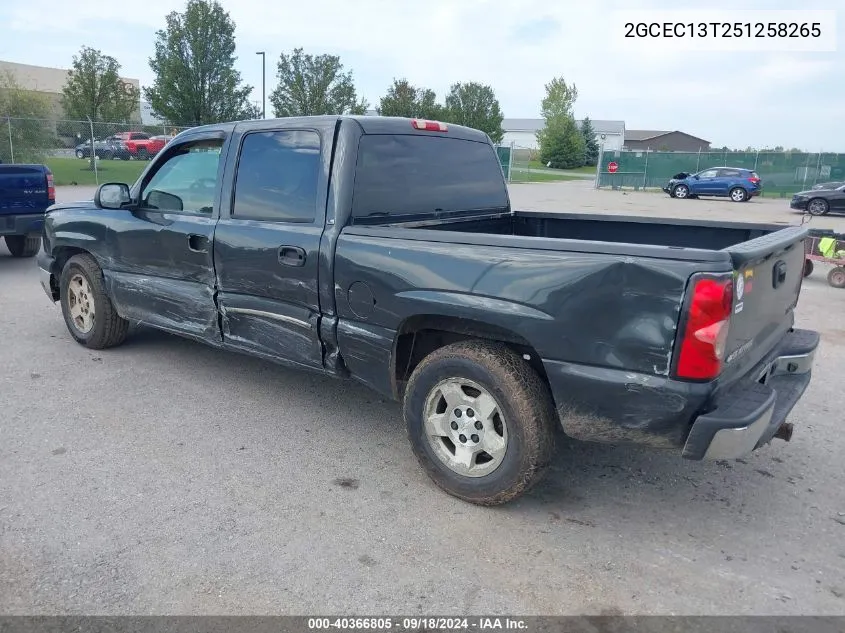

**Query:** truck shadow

left=117, top=325, right=804, bottom=526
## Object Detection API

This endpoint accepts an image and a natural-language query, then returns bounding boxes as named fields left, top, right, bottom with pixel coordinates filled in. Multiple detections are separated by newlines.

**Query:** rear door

left=719, top=227, right=807, bottom=382
left=717, top=168, right=743, bottom=195
left=213, top=122, right=332, bottom=369
left=828, top=186, right=845, bottom=211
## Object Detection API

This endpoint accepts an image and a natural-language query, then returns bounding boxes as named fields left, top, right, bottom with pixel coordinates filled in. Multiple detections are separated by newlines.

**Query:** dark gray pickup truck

left=36, top=115, right=819, bottom=505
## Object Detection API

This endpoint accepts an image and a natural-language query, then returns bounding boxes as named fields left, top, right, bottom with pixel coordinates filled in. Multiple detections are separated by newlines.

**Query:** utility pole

left=256, top=51, right=266, bottom=119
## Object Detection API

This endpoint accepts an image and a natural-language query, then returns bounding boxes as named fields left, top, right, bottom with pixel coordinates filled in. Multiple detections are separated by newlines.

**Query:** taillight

left=748, top=177, right=760, bottom=185
left=411, top=119, right=448, bottom=132
left=46, top=172, right=55, bottom=201
left=675, top=275, right=734, bottom=381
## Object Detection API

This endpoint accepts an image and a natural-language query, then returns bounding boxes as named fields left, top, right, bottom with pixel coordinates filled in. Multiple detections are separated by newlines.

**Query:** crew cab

left=36, top=116, right=819, bottom=505
left=1, top=163, right=54, bottom=257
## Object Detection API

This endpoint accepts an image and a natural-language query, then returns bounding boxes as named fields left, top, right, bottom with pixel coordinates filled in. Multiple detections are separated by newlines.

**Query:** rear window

left=351, top=135, right=508, bottom=222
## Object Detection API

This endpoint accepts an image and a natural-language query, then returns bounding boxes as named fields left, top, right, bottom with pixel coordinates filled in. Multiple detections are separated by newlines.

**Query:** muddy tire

left=828, top=267, right=845, bottom=289
left=5, top=235, right=40, bottom=257
left=403, top=339, right=556, bottom=506
left=60, top=253, right=129, bottom=349
left=803, top=259, right=814, bottom=277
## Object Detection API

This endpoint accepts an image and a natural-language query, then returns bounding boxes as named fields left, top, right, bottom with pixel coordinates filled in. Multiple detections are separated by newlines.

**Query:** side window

left=139, top=140, right=223, bottom=214
left=719, top=169, right=741, bottom=177
left=699, top=169, right=719, bottom=178
left=132, top=133, right=150, bottom=140
left=232, top=130, right=320, bottom=223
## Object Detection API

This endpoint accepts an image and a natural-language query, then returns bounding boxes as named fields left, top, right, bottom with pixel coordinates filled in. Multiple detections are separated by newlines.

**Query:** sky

left=0, top=0, right=842, bottom=150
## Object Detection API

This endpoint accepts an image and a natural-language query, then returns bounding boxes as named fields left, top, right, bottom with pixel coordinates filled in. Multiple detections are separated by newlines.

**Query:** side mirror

left=95, top=183, right=131, bottom=209
left=694, top=175, right=700, bottom=180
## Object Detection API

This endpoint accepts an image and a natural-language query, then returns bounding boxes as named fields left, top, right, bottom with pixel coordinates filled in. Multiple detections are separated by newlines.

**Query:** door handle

left=279, top=246, right=306, bottom=267
left=187, top=233, right=209, bottom=253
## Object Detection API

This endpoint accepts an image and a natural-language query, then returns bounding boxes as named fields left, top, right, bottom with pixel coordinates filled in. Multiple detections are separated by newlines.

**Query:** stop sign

left=607, top=162, right=619, bottom=173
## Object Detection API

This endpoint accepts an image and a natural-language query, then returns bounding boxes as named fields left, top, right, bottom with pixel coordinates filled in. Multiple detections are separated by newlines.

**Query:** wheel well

left=48, top=246, right=90, bottom=300
left=391, top=315, right=550, bottom=399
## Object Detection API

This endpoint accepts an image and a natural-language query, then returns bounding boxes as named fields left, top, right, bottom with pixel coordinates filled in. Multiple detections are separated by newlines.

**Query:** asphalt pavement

left=1, top=185, right=844, bottom=615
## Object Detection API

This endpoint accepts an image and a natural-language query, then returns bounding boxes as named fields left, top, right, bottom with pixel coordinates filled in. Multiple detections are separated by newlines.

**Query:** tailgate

left=0, top=166, right=49, bottom=215
left=720, top=225, right=807, bottom=384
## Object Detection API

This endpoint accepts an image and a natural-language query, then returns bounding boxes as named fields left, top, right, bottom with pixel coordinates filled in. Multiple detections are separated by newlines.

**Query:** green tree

left=61, top=46, right=139, bottom=125
left=442, top=82, right=504, bottom=144
left=0, top=71, right=55, bottom=163
left=145, top=0, right=254, bottom=126
left=539, top=117, right=585, bottom=169
left=270, top=48, right=368, bottom=117
left=536, top=77, right=584, bottom=169
left=580, top=117, right=600, bottom=166
left=377, top=78, right=440, bottom=119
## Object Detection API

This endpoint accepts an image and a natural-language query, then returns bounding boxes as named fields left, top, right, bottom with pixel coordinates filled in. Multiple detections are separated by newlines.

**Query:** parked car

left=664, top=167, right=762, bottom=202
left=74, top=136, right=122, bottom=160
left=36, top=116, right=818, bottom=505
left=1, top=163, right=54, bottom=257
left=112, top=132, right=167, bottom=160
left=811, top=181, right=845, bottom=191
left=790, top=182, right=845, bottom=215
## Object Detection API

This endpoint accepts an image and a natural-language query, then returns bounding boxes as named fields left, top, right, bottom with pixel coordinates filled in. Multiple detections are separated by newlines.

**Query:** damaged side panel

left=105, top=271, right=220, bottom=344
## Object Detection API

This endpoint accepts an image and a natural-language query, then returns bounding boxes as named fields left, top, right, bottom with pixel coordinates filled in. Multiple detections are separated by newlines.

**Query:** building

left=0, top=60, right=141, bottom=122
left=502, top=118, right=626, bottom=151
left=141, top=101, right=165, bottom=126
left=623, top=130, right=711, bottom=152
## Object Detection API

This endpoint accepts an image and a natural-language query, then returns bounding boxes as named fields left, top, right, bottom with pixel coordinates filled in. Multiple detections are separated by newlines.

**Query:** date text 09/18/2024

left=307, top=618, right=528, bottom=630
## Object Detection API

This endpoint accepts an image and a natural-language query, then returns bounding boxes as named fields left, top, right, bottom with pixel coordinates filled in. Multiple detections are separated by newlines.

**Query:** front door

left=691, top=168, right=720, bottom=195
left=213, top=123, right=331, bottom=370
left=105, top=133, right=226, bottom=343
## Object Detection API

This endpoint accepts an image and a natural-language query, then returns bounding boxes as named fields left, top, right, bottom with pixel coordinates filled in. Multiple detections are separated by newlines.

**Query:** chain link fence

left=1, top=117, right=195, bottom=163
left=1, top=117, right=199, bottom=185
left=596, top=149, right=845, bottom=197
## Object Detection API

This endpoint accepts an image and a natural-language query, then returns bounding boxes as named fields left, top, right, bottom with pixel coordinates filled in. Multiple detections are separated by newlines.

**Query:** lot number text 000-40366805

left=609, top=10, right=837, bottom=51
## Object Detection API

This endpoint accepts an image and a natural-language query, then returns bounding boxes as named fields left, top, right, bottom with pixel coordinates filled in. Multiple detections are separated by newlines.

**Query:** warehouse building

left=502, top=118, right=626, bottom=151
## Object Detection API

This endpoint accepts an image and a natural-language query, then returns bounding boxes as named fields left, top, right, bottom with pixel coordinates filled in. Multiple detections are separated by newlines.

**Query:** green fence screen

left=597, top=150, right=845, bottom=197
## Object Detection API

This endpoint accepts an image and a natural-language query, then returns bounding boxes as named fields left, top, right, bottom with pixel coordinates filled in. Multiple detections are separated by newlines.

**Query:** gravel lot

left=1, top=183, right=844, bottom=615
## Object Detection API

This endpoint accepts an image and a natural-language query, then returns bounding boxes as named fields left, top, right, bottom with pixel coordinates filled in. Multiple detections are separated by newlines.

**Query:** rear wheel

left=808, top=198, right=830, bottom=216
left=137, top=148, right=149, bottom=160
left=672, top=184, right=689, bottom=199
left=60, top=254, right=129, bottom=348
left=730, top=187, right=747, bottom=202
left=403, top=339, right=556, bottom=506
left=803, top=259, right=814, bottom=277
left=4, top=235, right=40, bottom=258
left=828, top=267, right=845, bottom=289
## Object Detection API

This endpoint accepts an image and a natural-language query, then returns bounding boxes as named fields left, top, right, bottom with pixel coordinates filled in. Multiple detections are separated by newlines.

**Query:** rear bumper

left=682, top=328, right=819, bottom=460
left=0, top=213, right=45, bottom=236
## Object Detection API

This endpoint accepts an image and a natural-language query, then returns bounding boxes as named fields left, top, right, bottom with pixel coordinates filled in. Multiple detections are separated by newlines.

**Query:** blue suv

left=663, top=167, right=762, bottom=202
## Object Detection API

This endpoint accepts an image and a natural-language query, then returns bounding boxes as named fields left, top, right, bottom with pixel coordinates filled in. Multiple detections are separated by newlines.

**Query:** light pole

left=256, top=51, right=266, bottom=119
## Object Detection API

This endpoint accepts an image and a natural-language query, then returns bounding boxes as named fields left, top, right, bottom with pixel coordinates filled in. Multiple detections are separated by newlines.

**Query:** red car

left=113, top=132, right=168, bottom=160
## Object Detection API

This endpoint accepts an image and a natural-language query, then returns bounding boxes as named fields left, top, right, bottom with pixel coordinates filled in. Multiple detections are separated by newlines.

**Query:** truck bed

left=397, top=210, right=791, bottom=253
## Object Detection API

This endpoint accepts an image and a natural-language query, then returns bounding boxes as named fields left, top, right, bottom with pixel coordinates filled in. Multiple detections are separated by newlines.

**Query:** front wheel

left=808, top=198, right=830, bottom=216
left=828, top=267, right=845, bottom=289
left=75, top=149, right=84, bottom=159
left=60, top=254, right=129, bottom=349
left=4, top=235, right=40, bottom=257
left=403, top=340, right=556, bottom=506
left=729, top=187, right=748, bottom=202
left=672, top=184, right=689, bottom=199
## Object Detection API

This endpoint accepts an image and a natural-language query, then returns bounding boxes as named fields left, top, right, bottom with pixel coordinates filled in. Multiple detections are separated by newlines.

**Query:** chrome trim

left=702, top=403, right=775, bottom=460
left=223, top=307, right=312, bottom=329
left=771, top=349, right=816, bottom=377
